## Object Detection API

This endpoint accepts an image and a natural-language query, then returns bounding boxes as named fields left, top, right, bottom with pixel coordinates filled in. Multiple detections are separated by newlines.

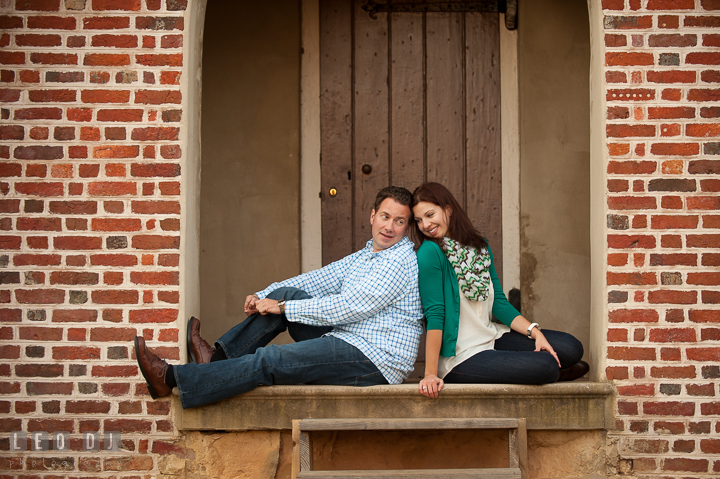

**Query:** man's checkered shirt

left=256, top=236, right=424, bottom=384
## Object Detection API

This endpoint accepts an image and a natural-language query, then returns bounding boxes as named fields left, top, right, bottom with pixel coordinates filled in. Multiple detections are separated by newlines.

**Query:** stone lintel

left=175, top=382, right=614, bottom=431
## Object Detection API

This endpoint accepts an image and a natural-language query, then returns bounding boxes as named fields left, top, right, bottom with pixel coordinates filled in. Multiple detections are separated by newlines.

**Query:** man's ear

left=370, top=209, right=376, bottom=224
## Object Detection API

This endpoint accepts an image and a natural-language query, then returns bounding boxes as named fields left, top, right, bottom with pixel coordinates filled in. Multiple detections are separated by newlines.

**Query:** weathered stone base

left=158, top=429, right=607, bottom=479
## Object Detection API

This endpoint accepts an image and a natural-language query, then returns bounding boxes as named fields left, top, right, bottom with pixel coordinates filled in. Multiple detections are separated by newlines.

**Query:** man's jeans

left=443, top=329, right=584, bottom=385
left=174, top=287, right=388, bottom=409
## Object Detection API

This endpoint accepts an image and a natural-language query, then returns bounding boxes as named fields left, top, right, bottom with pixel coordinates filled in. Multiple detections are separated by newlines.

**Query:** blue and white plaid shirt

left=256, top=236, right=423, bottom=384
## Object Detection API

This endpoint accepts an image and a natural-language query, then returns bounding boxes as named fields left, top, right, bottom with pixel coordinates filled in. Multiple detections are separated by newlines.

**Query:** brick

left=83, top=54, right=131, bottom=68
left=129, top=308, right=177, bottom=323
left=91, top=34, right=138, bottom=48
left=45, top=70, right=85, bottom=83
left=14, top=146, right=63, bottom=161
left=52, top=346, right=100, bottom=360
left=16, top=289, right=64, bottom=304
left=662, top=458, right=708, bottom=473
left=15, top=364, right=63, bottom=377
left=89, top=327, right=136, bottom=342
left=688, top=124, right=720, bottom=139
left=52, top=309, right=98, bottom=322
left=135, top=54, right=182, bottom=67
left=131, top=201, right=180, bottom=215
left=688, top=383, right=715, bottom=396
left=17, top=218, right=62, bottom=231
left=650, top=253, right=697, bottom=266
left=651, top=366, right=697, bottom=380
left=608, top=346, right=656, bottom=360
left=687, top=347, right=720, bottom=361
left=14, top=107, right=63, bottom=120
left=607, top=196, right=656, bottom=210
left=647, top=70, right=696, bottom=84
left=87, top=181, right=137, bottom=196
left=609, top=309, right=659, bottom=323
left=132, top=235, right=180, bottom=249
left=648, top=34, right=697, bottom=47
left=607, top=272, right=657, bottom=286
left=82, top=16, right=130, bottom=29
left=65, top=400, right=111, bottom=414
left=607, top=161, right=656, bottom=174
left=648, top=107, right=695, bottom=120
left=91, top=218, right=142, bottom=232
left=93, top=145, right=139, bottom=159
left=26, top=382, right=74, bottom=396
left=90, top=290, right=138, bottom=304
left=97, top=109, right=143, bottom=122
left=689, top=234, right=720, bottom=248
left=92, top=365, right=136, bottom=377
left=130, top=271, right=178, bottom=285
left=689, top=160, right=720, bottom=174
left=650, top=143, right=699, bottom=156
left=651, top=215, right=699, bottom=229
left=29, top=52, right=77, bottom=65
left=702, top=70, right=720, bottom=83
left=689, top=88, right=720, bottom=102
left=158, top=253, right=179, bottom=267
left=81, top=89, right=130, bottom=103
left=135, top=89, right=182, bottom=104
left=608, top=234, right=656, bottom=249
left=15, top=0, right=61, bottom=11
left=690, top=196, right=720, bottom=210
left=604, top=15, right=653, bottom=29
left=649, top=290, right=698, bottom=304
left=49, top=200, right=97, bottom=215
left=54, top=236, right=103, bottom=250
left=644, top=401, right=695, bottom=416
left=136, top=16, right=184, bottom=30
left=49, top=272, right=99, bottom=286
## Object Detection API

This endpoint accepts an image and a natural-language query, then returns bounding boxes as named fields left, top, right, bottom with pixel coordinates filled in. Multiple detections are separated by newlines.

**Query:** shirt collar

left=365, top=236, right=410, bottom=256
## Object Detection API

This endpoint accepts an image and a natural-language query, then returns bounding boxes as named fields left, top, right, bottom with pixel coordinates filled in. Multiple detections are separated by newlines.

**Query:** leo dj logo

left=10, top=431, right=121, bottom=452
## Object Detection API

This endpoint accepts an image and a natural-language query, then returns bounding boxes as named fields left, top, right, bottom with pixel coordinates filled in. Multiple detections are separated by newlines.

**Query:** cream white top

left=437, top=281, right=511, bottom=379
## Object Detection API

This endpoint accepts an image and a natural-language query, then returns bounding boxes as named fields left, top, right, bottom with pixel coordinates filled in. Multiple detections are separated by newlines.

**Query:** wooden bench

left=291, top=418, right=528, bottom=479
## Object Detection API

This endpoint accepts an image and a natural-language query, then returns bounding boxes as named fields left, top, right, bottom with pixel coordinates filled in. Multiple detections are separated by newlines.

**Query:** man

left=135, top=186, right=423, bottom=409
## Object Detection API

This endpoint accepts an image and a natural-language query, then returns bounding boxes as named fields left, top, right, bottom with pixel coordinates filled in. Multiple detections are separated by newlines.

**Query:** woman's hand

left=534, top=331, right=561, bottom=368
left=419, top=374, right=444, bottom=399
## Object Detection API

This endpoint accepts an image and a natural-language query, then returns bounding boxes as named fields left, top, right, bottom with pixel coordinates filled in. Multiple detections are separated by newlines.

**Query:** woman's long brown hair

left=409, top=182, right=488, bottom=251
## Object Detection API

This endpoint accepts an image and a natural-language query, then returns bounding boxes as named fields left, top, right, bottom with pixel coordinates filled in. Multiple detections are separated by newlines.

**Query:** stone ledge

left=175, top=382, right=614, bottom=431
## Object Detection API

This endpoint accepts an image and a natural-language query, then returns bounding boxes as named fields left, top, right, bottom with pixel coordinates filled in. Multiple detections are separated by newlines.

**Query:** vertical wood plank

left=426, top=11, right=465, bottom=205
left=390, top=11, right=424, bottom=192
left=353, top=0, right=390, bottom=250
left=518, top=418, right=528, bottom=479
left=292, top=419, right=301, bottom=479
left=320, top=0, right=353, bottom=265
left=465, top=12, right=502, bottom=280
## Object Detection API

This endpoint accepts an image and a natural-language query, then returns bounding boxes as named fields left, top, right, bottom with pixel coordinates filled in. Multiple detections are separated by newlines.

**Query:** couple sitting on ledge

left=135, top=184, right=588, bottom=409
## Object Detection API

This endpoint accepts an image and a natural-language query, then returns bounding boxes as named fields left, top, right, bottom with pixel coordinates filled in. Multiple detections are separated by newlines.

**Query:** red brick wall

left=603, top=0, right=720, bottom=476
left=0, top=0, right=184, bottom=475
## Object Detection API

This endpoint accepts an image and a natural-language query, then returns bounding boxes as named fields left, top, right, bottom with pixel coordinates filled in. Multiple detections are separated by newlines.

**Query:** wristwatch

left=526, top=322, right=540, bottom=339
left=277, top=300, right=286, bottom=314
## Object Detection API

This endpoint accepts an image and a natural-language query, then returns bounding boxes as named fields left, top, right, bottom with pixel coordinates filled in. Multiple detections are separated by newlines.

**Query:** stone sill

left=174, top=382, right=614, bottom=431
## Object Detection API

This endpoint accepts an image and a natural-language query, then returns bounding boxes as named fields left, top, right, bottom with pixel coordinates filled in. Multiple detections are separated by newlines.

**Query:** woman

left=410, top=183, right=588, bottom=399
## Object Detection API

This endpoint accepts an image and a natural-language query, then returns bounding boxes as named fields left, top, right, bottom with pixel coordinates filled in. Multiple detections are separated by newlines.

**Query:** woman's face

left=413, top=201, right=451, bottom=239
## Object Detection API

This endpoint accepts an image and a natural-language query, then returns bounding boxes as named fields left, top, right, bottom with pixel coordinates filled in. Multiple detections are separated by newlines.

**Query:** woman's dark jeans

left=443, top=329, right=584, bottom=385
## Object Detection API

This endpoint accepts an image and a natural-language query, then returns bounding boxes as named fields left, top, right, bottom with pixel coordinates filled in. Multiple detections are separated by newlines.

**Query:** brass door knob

left=329, top=188, right=337, bottom=197
left=362, top=164, right=372, bottom=174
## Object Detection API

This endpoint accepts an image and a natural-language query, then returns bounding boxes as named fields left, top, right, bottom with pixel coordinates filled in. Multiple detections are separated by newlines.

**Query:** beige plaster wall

left=199, top=0, right=302, bottom=343
left=518, top=0, right=592, bottom=349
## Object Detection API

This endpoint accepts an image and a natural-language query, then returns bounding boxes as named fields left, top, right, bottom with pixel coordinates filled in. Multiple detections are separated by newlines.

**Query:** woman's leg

left=494, top=329, right=584, bottom=369
left=443, top=330, right=585, bottom=385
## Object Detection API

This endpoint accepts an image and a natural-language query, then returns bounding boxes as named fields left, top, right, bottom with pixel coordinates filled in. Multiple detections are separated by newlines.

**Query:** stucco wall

left=518, top=0, right=592, bottom=349
left=199, top=0, right=301, bottom=343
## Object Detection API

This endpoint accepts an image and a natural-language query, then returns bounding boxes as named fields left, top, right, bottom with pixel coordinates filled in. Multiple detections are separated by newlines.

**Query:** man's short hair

left=374, top=186, right=413, bottom=211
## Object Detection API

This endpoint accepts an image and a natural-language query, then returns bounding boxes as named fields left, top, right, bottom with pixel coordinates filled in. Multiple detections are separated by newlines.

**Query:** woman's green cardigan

left=416, top=240, right=521, bottom=357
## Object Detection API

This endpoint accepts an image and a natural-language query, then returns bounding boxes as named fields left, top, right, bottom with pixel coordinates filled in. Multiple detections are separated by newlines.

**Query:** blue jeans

left=174, top=287, right=388, bottom=409
left=443, top=329, right=584, bottom=385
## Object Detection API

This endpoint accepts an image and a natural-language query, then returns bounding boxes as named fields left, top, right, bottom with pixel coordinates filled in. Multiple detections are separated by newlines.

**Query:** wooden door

left=320, top=0, right=502, bottom=277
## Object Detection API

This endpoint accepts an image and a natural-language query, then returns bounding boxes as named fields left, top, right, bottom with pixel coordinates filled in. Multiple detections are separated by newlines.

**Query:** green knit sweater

left=416, top=240, right=520, bottom=357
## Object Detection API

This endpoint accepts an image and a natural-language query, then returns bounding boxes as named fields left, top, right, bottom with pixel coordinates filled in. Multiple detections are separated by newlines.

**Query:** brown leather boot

left=558, top=360, right=590, bottom=382
left=134, top=336, right=172, bottom=399
left=187, top=316, right=215, bottom=364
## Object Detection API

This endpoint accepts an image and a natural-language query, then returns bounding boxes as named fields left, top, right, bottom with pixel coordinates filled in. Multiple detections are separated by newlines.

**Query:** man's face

left=370, top=198, right=411, bottom=252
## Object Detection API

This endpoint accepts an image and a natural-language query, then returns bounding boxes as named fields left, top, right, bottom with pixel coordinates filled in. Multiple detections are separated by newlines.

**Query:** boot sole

left=186, top=316, right=198, bottom=363
left=135, top=336, right=161, bottom=400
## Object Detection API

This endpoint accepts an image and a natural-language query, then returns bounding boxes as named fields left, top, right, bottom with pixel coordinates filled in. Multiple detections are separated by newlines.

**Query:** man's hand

left=256, top=298, right=281, bottom=315
left=244, top=294, right=259, bottom=315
